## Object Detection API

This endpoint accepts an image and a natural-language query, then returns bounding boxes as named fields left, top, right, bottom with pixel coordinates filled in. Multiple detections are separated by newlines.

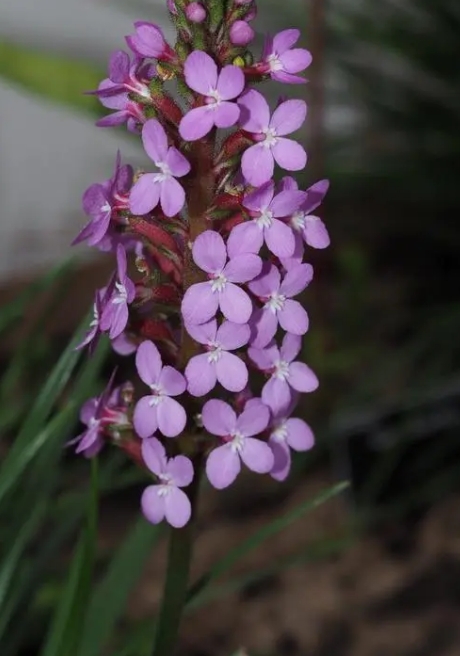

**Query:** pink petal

left=181, top=282, right=219, bottom=325
left=80, top=398, right=98, bottom=425
left=280, top=233, right=305, bottom=271
left=219, top=283, right=253, bottom=323
left=243, top=181, right=275, bottom=212
left=248, top=342, right=279, bottom=370
left=270, top=100, right=307, bottom=136
left=202, top=399, right=237, bottom=436
left=285, top=418, right=314, bottom=451
left=227, top=221, right=264, bottom=258
left=262, top=377, right=292, bottom=415
left=278, top=176, right=298, bottom=192
left=237, top=401, right=270, bottom=436
left=272, top=71, right=307, bottom=85
left=238, top=89, right=270, bottom=132
left=280, top=49, right=312, bottom=74
left=280, top=332, right=302, bottom=362
left=179, top=106, right=215, bottom=141
left=272, top=29, right=300, bottom=54
left=158, top=366, right=186, bottom=396
left=141, top=486, right=165, bottom=524
left=136, top=340, right=162, bottom=385
left=265, top=219, right=295, bottom=258
left=217, top=64, right=245, bottom=100
left=164, top=487, right=191, bottom=528
left=185, top=355, right=217, bottom=397
left=269, top=189, right=306, bottom=217
left=216, top=352, right=248, bottom=392
left=272, top=138, right=307, bottom=172
left=248, top=262, right=280, bottom=297
left=108, top=303, right=129, bottom=340
left=167, top=455, right=194, bottom=487
left=129, top=174, right=160, bottom=215
left=214, top=102, right=240, bottom=129
left=240, top=437, right=274, bottom=473
left=193, top=230, right=227, bottom=273
left=165, top=147, right=191, bottom=177
left=280, top=263, right=313, bottom=296
left=249, top=309, right=277, bottom=348
left=216, top=321, right=250, bottom=350
left=304, top=217, right=330, bottom=249
left=157, top=396, right=187, bottom=437
left=141, top=436, right=166, bottom=475
left=184, top=51, right=218, bottom=95
left=160, top=177, right=185, bottom=217
left=109, top=50, right=130, bottom=83
left=133, top=397, right=159, bottom=438
left=303, top=179, right=330, bottom=214
left=206, top=444, right=241, bottom=489
left=224, top=253, right=262, bottom=283
left=185, top=319, right=217, bottom=345
left=241, top=145, right=274, bottom=187
left=142, top=119, right=168, bottom=163
left=278, top=299, right=309, bottom=335
left=269, top=438, right=291, bottom=481
left=288, top=362, right=319, bottom=392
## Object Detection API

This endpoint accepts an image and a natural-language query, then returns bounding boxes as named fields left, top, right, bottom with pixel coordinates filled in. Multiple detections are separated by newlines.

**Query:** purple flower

left=288, top=179, right=330, bottom=249
left=181, top=230, right=262, bottom=325
left=227, top=180, right=305, bottom=259
left=141, top=437, right=193, bottom=528
left=264, top=397, right=314, bottom=481
left=130, top=119, right=191, bottom=217
left=248, top=262, right=313, bottom=347
left=261, top=29, right=312, bottom=84
left=249, top=333, right=318, bottom=413
left=179, top=52, right=245, bottom=141
left=126, top=22, right=176, bottom=62
left=184, top=319, right=250, bottom=396
left=76, top=286, right=108, bottom=351
left=202, top=399, right=274, bottom=489
left=100, top=245, right=136, bottom=340
left=238, top=90, right=307, bottom=186
left=73, top=152, right=133, bottom=249
left=133, top=340, right=187, bottom=438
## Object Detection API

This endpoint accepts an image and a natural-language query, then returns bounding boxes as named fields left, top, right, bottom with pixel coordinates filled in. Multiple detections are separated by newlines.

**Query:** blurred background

left=1, top=0, right=460, bottom=654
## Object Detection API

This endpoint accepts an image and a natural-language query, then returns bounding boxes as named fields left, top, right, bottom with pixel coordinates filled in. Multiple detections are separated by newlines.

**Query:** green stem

left=150, top=461, right=202, bottom=656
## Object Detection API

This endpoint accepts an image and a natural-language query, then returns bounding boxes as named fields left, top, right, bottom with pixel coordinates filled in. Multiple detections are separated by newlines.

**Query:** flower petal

left=219, top=283, right=253, bottom=324
left=167, top=455, right=194, bottom=487
left=302, top=179, right=330, bottom=214
left=165, top=147, right=191, bottom=178
left=164, top=487, right=191, bottom=528
left=248, top=262, right=280, bottom=297
left=269, top=189, right=306, bottom=217
left=237, top=401, right=270, bottom=436
left=202, top=399, right=236, bottom=436
left=157, top=396, right=186, bottom=437
left=303, top=217, right=330, bottom=249
left=179, top=106, right=215, bottom=141
left=241, top=144, right=274, bottom=187
left=249, top=308, right=277, bottom=348
left=141, top=485, right=165, bottom=524
left=270, top=99, right=307, bottom=136
left=108, top=303, right=129, bottom=340
left=272, top=71, right=307, bottom=85
left=248, top=342, right=279, bottom=370
left=129, top=174, right=160, bottom=215
left=243, top=181, right=275, bottom=212
left=142, top=119, right=168, bottom=163
left=280, top=263, right=313, bottom=296
left=238, top=89, right=270, bottom=132
left=184, top=51, right=218, bottom=95
left=206, top=445, right=241, bottom=489
left=216, top=321, right=250, bottom=350
left=185, top=355, right=217, bottom=397
left=217, top=64, right=245, bottom=100
left=109, top=50, right=130, bottom=83
left=160, top=177, right=185, bottom=217
left=262, top=377, right=292, bottom=415
left=185, top=319, right=217, bottom=345
left=227, top=221, right=264, bottom=258
left=264, top=219, right=295, bottom=258
left=141, top=436, right=166, bottom=475
left=214, top=102, right=240, bottom=129
left=280, top=332, right=302, bottom=362
left=181, top=282, right=219, bottom=325
left=193, top=230, right=227, bottom=273
left=80, top=398, right=98, bottom=426
left=272, top=29, right=300, bottom=54
left=133, top=396, right=159, bottom=438
left=159, top=366, right=186, bottom=396
left=279, top=48, right=312, bottom=74
left=240, top=437, right=274, bottom=473
left=224, top=253, right=262, bottom=283
left=288, top=362, right=319, bottom=393
left=272, top=138, right=307, bottom=172
left=216, top=352, right=248, bottom=392
left=269, top=438, right=291, bottom=481
left=278, top=299, right=309, bottom=335
left=136, top=340, right=162, bottom=385
left=285, top=418, right=314, bottom=451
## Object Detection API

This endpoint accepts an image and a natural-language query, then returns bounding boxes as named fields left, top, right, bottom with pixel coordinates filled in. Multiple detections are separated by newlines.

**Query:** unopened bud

left=229, top=20, right=255, bottom=46
left=185, top=2, right=206, bottom=23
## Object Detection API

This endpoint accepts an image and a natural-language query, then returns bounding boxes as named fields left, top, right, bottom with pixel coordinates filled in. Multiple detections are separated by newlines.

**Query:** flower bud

left=185, top=2, right=206, bottom=23
left=229, top=20, right=255, bottom=46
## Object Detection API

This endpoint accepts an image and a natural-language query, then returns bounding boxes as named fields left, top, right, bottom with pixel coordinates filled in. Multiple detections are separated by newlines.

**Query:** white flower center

left=273, top=359, right=290, bottom=381
left=262, top=127, right=278, bottom=147
left=267, top=53, right=283, bottom=72
left=207, top=88, right=222, bottom=108
left=290, top=210, right=306, bottom=231
left=265, top=292, right=286, bottom=313
left=256, top=209, right=273, bottom=228
left=210, top=272, right=227, bottom=293
left=153, top=161, right=172, bottom=183
left=101, top=201, right=112, bottom=216
left=89, top=416, right=100, bottom=429
left=229, top=430, right=245, bottom=453
left=207, top=341, right=223, bottom=363
left=112, top=282, right=127, bottom=304
left=157, top=473, right=174, bottom=494
left=89, top=302, right=99, bottom=327
left=148, top=383, right=164, bottom=406
left=271, top=421, right=288, bottom=442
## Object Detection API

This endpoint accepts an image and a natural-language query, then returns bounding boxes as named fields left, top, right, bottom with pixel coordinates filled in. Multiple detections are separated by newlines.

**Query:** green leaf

left=187, top=480, right=349, bottom=604
left=78, top=518, right=163, bottom=656
left=40, top=458, right=99, bottom=656
left=0, top=41, right=104, bottom=117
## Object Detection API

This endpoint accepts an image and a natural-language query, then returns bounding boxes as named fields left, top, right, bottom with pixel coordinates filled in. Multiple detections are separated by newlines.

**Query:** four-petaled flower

left=227, top=180, right=305, bottom=259
left=181, top=230, right=262, bottom=325
left=202, top=399, right=274, bottom=489
left=100, top=245, right=136, bottom=339
left=184, top=319, right=250, bottom=396
left=284, top=177, right=331, bottom=250
left=130, top=119, right=191, bottom=217
left=141, top=437, right=193, bottom=528
left=261, top=29, right=312, bottom=84
left=248, top=262, right=313, bottom=347
left=133, top=340, right=187, bottom=438
left=238, top=90, right=307, bottom=186
left=126, top=21, right=176, bottom=62
left=249, top=333, right=318, bottom=413
left=179, top=51, right=245, bottom=141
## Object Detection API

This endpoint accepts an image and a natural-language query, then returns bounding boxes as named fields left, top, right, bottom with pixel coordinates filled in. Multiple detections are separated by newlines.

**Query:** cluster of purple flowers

left=73, top=0, right=330, bottom=528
